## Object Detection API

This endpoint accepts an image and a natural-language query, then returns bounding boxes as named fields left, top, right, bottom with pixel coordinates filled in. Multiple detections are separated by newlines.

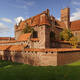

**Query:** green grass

left=0, top=61, right=80, bottom=80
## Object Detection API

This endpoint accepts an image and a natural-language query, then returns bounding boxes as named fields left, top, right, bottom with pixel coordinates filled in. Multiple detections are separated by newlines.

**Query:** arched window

left=33, top=31, right=38, bottom=38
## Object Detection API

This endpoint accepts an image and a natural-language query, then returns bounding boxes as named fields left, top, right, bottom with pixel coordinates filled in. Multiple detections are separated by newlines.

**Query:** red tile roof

left=24, top=48, right=80, bottom=52
left=70, top=20, right=80, bottom=31
left=9, top=45, right=23, bottom=51
left=31, top=38, right=39, bottom=41
left=18, top=33, right=31, bottom=41
left=0, top=40, right=16, bottom=44
left=0, top=37, right=15, bottom=40
left=0, top=45, right=80, bottom=52
left=15, top=10, right=51, bottom=31
left=0, top=45, right=11, bottom=51
left=0, top=45, right=26, bottom=51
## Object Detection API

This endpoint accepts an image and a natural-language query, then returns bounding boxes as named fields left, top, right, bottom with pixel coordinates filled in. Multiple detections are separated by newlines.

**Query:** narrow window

left=33, top=31, right=38, bottom=38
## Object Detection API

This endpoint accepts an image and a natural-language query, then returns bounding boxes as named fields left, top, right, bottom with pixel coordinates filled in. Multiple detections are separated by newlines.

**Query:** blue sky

left=0, top=0, right=80, bottom=37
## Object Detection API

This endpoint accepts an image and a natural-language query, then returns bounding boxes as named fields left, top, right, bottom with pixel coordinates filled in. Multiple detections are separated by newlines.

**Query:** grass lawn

left=0, top=61, right=80, bottom=80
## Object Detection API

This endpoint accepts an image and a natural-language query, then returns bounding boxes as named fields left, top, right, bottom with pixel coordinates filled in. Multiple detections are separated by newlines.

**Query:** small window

left=51, top=52, right=53, bottom=54
left=25, top=45, right=30, bottom=48
left=46, top=52, right=48, bottom=54
left=33, top=31, right=38, bottom=38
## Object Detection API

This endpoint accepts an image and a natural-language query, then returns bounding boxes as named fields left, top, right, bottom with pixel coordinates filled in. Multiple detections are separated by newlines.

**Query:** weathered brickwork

left=61, top=8, right=70, bottom=29
left=0, top=8, right=80, bottom=66
left=0, top=49, right=80, bottom=66
left=57, top=51, right=80, bottom=65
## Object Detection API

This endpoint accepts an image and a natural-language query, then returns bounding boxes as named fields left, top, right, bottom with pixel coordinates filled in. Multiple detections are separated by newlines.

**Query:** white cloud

left=0, top=23, right=9, bottom=29
left=70, top=8, right=80, bottom=21
left=15, top=16, right=24, bottom=25
left=0, top=22, right=12, bottom=35
left=57, top=18, right=60, bottom=20
left=72, top=1, right=80, bottom=5
left=12, top=5, right=27, bottom=9
left=16, top=0, right=35, bottom=6
left=0, top=18, right=12, bottom=23
left=14, top=0, right=35, bottom=9
left=0, top=22, right=14, bottom=37
left=25, top=1, right=35, bottom=6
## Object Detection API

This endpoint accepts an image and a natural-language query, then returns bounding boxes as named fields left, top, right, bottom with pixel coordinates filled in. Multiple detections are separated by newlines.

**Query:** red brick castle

left=0, top=8, right=80, bottom=66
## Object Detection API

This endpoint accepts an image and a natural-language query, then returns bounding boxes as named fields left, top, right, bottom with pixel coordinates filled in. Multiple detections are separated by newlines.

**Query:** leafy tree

left=60, top=29, right=73, bottom=41
left=60, top=29, right=79, bottom=48
left=70, top=36, right=78, bottom=48
left=23, top=23, right=34, bottom=33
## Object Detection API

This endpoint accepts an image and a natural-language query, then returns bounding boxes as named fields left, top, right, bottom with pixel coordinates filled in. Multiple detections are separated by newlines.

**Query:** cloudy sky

left=0, top=0, right=80, bottom=37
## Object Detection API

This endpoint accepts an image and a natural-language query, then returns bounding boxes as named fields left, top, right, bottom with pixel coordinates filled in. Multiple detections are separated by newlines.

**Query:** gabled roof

left=70, top=20, right=80, bottom=31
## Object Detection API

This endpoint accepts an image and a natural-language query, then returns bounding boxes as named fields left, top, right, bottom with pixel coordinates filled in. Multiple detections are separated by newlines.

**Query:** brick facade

left=0, top=49, right=80, bottom=66
left=0, top=8, right=80, bottom=66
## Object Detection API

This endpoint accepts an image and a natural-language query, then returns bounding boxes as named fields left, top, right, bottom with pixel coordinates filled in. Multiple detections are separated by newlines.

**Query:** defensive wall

left=0, top=48, right=80, bottom=66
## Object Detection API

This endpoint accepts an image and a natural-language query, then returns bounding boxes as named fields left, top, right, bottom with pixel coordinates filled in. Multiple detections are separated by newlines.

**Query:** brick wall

left=57, top=51, right=80, bottom=65
left=15, top=30, right=23, bottom=40
left=40, top=52, right=57, bottom=66
left=10, top=50, right=80, bottom=66
left=0, top=49, right=80, bottom=66
left=56, top=42, right=71, bottom=48
left=61, top=8, right=70, bottom=29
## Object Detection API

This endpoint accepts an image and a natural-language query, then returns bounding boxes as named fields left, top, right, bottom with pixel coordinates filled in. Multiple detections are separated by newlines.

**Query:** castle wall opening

left=50, top=31, right=55, bottom=48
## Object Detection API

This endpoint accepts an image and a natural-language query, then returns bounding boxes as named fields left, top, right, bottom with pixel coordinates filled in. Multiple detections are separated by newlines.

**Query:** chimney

left=61, top=8, right=70, bottom=29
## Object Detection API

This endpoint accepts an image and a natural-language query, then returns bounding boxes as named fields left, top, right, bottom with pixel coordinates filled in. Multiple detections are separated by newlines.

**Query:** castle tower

left=61, top=8, right=70, bottom=29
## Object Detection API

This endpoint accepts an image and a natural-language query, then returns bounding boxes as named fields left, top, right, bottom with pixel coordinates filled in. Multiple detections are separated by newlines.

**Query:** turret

left=61, top=8, right=70, bottom=29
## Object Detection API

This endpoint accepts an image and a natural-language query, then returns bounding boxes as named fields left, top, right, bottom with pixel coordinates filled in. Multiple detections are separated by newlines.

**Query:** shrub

left=70, top=36, right=78, bottom=48
left=23, top=23, right=34, bottom=33
left=60, top=29, right=73, bottom=41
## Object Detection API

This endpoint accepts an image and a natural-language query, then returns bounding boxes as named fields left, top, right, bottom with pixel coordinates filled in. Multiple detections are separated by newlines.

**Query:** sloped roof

left=15, top=10, right=51, bottom=31
left=24, top=48, right=80, bottom=52
left=70, top=20, right=80, bottom=31
left=31, top=38, right=39, bottom=41
left=0, top=37, right=15, bottom=40
left=0, top=45, right=11, bottom=51
left=0, top=45, right=26, bottom=51
left=9, top=45, right=23, bottom=51
left=0, top=33, right=31, bottom=43
left=55, top=20, right=66, bottom=29
left=0, top=40, right=16, bottom=44
left=18, top=33, right=31, bottom=41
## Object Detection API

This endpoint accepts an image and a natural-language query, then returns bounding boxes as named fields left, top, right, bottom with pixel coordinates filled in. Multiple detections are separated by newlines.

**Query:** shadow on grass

left=0, top=60, right=23, bottom=68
